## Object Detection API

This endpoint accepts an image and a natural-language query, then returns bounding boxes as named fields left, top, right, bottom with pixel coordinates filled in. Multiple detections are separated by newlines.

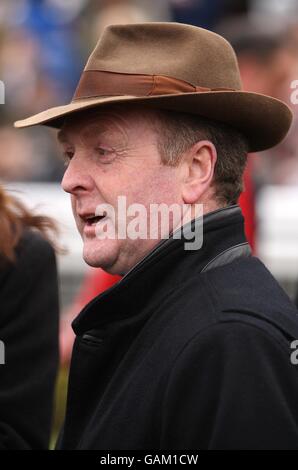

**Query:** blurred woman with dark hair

left=0, top=186, right=59, bottom=449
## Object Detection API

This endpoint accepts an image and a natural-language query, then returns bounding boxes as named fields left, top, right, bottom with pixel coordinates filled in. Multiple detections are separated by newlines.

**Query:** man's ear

left=181, top=140, right=217, bottom=205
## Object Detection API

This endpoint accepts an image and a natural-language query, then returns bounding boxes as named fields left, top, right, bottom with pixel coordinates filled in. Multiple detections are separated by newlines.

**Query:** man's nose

left=61, top=156, right=93, bottom=194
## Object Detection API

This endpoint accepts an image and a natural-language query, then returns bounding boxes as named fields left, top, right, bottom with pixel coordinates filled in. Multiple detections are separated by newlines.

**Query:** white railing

left=257, top=185, right=298, bottom=282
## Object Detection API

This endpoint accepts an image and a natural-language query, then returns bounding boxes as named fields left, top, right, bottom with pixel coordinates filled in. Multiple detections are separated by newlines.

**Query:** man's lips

left=78, top=212, right=107, bottom=226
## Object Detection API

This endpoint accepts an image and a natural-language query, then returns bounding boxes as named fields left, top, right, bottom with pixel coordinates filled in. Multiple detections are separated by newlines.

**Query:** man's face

left=59, top=106, right=184, bottom=274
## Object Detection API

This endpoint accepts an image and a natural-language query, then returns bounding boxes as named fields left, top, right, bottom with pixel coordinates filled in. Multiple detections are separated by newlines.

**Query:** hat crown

left=14, top=22, right=292, bottom=154
left=85, top=22, right=242, bottom=90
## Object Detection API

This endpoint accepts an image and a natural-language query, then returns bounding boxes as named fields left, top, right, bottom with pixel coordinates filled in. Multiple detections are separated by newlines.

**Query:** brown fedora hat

left=14, top=22, right=292, bottom=152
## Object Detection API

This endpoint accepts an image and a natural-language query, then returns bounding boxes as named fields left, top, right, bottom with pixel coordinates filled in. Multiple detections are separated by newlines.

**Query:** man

left=15, top=22, right=298, bottom=449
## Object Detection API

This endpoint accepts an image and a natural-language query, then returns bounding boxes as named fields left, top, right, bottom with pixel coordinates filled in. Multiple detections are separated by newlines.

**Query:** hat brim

left=14, top=91, right=292, bottom=152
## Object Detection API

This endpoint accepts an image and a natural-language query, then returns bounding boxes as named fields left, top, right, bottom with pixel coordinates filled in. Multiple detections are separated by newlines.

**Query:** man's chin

left=82, top=241, right=120, bottom=273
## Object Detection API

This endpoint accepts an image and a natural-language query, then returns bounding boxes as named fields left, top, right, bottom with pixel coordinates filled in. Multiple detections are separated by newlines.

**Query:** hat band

left=73, top=70, right=235, bottom=101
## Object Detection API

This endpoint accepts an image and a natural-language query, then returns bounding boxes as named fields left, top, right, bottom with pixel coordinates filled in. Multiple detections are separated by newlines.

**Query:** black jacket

left=0, top=230, right=59, bottom=449
left=58, top=205, right=298, bottom=450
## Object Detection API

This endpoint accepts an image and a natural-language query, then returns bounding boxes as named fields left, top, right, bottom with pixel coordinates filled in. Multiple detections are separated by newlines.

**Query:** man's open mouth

left=80, top=214, right=106, bottom=226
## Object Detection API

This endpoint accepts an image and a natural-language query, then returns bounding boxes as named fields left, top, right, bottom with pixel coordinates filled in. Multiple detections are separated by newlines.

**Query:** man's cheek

left=70, top=196, right=76, bottom=216
left=71, top=210, right=83, bottom=235
left=75, top=218, right=83, bottom=237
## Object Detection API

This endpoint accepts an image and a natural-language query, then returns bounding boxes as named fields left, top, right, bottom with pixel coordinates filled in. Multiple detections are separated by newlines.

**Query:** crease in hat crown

left=14, top=21, right=293, bottom=153
left=82, top=22, right=242, bottom=91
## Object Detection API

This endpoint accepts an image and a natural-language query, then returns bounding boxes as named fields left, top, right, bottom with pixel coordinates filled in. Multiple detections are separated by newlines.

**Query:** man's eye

left=63, top=151, right=74, bottom=166
left=95, top=147, right=115, bottom=162
left=96, top=147, right=111, bottom=156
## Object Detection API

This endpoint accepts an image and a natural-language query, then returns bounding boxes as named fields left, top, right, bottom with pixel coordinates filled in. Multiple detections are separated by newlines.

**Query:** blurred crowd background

left=1, top=0, right=298, bottom=442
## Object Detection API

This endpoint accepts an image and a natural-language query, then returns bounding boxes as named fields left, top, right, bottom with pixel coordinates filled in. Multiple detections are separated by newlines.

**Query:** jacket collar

left=72, top=204, right=249, bottom=335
